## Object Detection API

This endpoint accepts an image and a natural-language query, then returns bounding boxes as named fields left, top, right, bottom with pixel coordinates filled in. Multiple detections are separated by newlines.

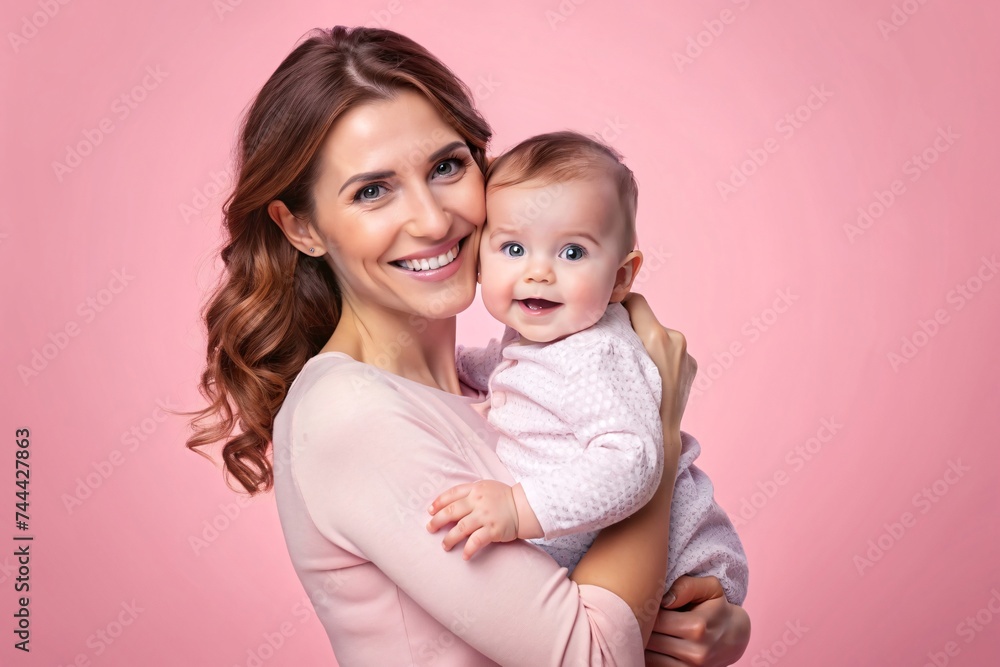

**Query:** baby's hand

left=426, top=480, right=519, bottom=560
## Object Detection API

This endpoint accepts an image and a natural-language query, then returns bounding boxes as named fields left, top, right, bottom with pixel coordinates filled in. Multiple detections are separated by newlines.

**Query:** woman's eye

left=355, top=184, right=385, bottom=202
left=432, top=158, right=464, bottom=178
left=501, top=243, right=525, bottom=258
left=559, top=244, right=587, bottom=261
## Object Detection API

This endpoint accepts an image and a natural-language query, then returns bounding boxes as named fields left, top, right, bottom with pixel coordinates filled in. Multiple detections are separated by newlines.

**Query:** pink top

left=272, top=351, right=645, bottom=666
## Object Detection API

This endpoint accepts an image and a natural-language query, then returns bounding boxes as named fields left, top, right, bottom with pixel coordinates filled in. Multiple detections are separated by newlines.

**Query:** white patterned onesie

left=458, top=303, right=749, bottom=604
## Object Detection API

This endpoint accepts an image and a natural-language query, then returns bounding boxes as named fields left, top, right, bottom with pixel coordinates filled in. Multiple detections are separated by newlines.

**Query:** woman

left=187, top=26, right=750, bottom=665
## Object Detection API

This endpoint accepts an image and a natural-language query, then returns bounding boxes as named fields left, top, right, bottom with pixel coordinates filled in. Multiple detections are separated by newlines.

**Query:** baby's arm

left=455, top=326, right=519, bottom=392
left=520, top=337, right=664, bottom=539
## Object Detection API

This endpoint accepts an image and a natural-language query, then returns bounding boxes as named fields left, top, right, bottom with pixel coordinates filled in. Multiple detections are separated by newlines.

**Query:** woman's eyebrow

left=425, top=140, right=468, bottom=163
left=338, top=170, right=394, bottom=195
left=338, top=141, right=469, bottom=195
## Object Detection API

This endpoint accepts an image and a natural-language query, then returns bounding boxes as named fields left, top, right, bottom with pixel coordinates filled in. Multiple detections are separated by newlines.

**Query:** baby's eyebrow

left=563, top=230, right=602, bottom=246
left=488, top=226, right=520, bottom=240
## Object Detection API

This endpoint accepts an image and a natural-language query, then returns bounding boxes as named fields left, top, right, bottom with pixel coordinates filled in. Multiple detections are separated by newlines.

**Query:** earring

left=309, top=247, right=315, bottom=254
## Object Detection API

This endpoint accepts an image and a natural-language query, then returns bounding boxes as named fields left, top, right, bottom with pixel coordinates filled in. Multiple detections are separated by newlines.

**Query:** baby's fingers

left=442, top=515, right=481, bottom=552
left=428, top=483, right=473, bottom=514
left=461, top=527, right=493, bottom=560
left=426, top=498, right=472, bottom=533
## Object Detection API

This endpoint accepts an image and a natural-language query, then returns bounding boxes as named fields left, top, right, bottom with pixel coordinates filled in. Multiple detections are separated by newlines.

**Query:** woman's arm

left=611, top=294, right=752, bottom=665
left=572, top=294, right=697, bottom=644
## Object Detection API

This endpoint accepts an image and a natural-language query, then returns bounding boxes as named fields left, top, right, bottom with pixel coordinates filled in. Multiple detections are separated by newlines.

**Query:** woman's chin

left=422, top=272, right=477, bottom=319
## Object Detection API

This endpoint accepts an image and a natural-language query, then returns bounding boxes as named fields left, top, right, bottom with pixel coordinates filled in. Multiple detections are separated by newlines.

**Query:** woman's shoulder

left=274, top=353, right=409, bottom=454
left=286, top=352, right=400, bottom=411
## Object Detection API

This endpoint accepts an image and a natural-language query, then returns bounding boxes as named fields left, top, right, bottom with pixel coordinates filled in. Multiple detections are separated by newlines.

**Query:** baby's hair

left=485, top=130, right=639, bottom=253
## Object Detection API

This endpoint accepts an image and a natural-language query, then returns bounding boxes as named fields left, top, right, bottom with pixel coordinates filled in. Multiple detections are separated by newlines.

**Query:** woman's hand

left=645, top=576, right=751, bottom=666
left=622, top=293, right=697, bottom=435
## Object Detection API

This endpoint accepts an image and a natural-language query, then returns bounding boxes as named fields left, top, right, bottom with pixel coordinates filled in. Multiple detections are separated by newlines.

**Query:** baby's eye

left=500, top=242, right=525, bottom=258
left=559, top=244, right=587, bottom=261
left=354, top=184, right=386, bottom=202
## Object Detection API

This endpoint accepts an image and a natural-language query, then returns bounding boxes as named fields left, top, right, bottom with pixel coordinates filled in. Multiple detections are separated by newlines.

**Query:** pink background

left=4, top=0, right=999, bottom=665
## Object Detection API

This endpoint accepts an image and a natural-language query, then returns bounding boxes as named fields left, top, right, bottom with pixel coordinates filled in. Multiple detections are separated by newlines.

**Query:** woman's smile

left=388, top=234, right=471, bottom=281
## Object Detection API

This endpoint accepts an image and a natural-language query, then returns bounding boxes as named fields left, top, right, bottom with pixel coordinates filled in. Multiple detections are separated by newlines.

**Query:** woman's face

left=308, top=89, right=485, bottom=323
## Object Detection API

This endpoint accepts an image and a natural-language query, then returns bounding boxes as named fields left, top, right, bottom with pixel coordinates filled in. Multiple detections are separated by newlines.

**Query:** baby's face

left=479, top=176, right=629, bottom=343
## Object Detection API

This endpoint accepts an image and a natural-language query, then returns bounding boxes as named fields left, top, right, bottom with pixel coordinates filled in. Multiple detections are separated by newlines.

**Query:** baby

left=427, top=131, right=747, bottom=602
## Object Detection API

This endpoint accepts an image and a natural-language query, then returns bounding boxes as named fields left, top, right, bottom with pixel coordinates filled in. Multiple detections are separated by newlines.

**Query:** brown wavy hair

left=183, top=26, right=492, bottom=495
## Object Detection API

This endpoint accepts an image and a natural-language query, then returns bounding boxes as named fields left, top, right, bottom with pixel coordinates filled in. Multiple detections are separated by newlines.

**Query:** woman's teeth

left=395, top=242, right=460, bottom=271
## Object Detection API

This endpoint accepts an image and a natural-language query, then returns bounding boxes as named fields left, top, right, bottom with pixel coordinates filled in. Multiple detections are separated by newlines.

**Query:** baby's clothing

left=458, top=302, right=662, bottom=572
left=458, top=302, right=749, bottom=603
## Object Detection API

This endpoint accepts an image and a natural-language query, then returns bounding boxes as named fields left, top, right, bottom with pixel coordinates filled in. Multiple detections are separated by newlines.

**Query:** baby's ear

left=610, top=251, right=643, bottom=303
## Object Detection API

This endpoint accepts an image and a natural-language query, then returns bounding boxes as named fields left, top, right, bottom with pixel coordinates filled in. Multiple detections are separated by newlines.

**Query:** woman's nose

left=404, top=184, right=451, bottom=239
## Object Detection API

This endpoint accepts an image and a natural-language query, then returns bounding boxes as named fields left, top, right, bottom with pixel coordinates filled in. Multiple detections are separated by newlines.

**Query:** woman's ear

left=610, top=250, right=644, bottom=303
left=267, top=200, right=326, bottom=257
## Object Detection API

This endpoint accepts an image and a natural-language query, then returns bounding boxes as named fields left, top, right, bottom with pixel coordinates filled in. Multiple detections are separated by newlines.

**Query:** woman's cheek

left=460, top=177, right=487, bottom=227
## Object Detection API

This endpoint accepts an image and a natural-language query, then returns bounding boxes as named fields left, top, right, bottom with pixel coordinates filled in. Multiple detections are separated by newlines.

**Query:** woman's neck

left=322, top=299, right=463, bottom=395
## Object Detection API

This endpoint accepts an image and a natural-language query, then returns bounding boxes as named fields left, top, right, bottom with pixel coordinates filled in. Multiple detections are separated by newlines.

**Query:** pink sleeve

left=288, top=370, right=645, bottom=666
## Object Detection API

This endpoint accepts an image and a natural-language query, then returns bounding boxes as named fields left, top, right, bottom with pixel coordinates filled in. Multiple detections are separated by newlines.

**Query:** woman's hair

left=184, top=26, right=492, bottom=495
left=485, top=131, right=638, bottom=252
